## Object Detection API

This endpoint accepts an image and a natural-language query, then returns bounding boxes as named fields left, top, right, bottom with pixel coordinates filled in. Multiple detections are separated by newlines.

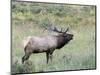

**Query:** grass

left=11, top=1, right=96, bottom=74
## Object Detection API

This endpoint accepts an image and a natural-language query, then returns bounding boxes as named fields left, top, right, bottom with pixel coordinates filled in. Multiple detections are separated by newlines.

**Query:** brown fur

left=22, top=33, right=73, bottom=64
left=56, top=33, right=73, bottom=49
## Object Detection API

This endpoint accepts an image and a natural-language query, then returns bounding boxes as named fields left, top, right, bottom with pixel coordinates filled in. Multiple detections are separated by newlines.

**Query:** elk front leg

left=46, top=52, right=49, bottom=64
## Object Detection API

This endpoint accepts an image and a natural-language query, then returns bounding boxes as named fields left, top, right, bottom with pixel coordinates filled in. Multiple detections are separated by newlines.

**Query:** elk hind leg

left=22, top=53, right=31, bottom=64
left=49, top=50, right=54, bottom=62
left=49, top=54, right=53, bottom=62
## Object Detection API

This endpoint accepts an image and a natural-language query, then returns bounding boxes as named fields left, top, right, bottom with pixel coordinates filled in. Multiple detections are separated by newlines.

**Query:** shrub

left=12, top=59, right=34, bottom=74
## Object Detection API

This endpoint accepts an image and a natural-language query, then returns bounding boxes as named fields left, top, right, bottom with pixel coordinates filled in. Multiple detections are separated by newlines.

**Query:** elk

left=22, top=26, right=73, bottom=64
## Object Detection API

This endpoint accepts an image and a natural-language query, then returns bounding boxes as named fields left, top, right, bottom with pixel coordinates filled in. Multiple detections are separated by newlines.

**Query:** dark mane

left=56, top=36, right=68, bottom=49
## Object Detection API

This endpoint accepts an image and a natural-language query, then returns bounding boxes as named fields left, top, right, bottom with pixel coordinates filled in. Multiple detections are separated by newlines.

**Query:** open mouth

left=71, top=35, right=74, bottom=39
left=70, top=37, right=73, bottom=40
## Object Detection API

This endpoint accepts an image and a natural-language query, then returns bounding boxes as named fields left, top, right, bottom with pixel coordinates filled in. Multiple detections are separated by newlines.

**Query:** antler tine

left=53, top=26, right=63, bottom=33
left=61, top=28, right=63, bottom=32
left=53, top=26, right=58, bottom=32
left=44, top=25, right=67, bottom=33
left=64, top=27, right=69, bottom=33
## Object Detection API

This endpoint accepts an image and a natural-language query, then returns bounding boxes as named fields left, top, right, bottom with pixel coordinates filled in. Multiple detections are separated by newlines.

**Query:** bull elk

left=22, top=26, right=73, bottom=64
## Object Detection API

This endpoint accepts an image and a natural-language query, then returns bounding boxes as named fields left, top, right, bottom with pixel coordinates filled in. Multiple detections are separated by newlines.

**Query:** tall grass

left=11, top=1, right=96, bottom=74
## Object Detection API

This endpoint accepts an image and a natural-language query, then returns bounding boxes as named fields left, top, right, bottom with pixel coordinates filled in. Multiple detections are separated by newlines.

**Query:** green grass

left=11, top=1, right=96, bottom=74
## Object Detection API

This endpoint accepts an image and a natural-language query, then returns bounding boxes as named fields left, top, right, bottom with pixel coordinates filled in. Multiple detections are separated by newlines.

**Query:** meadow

left=11, top=1, right=96, bottom=74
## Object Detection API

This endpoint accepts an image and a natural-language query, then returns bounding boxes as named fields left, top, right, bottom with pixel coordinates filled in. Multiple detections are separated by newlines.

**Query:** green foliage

left=30, top=6, right=42, bottom=14
left=12, top=60, right=34, bottom=74
left=12, top=1, right=95, bottom=28
left=39, top=18, right=52, bottom=28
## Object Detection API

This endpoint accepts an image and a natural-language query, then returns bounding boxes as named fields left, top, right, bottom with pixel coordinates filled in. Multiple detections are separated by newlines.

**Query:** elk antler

left=64, top=27, right=69, bottom=33
left=52, top=26, right=63, bottom=33
left=51, top=26, right=69, bottom=33
left=43, top=25, right=69, bottom=33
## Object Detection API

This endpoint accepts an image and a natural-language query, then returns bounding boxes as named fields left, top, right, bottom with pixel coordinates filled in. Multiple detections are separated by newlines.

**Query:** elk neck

left=56, top=35, right=69, bottom=49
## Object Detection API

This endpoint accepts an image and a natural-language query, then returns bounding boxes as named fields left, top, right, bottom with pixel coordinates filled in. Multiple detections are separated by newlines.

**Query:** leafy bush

left=12, top=59, right=34, bottom=74
left=39, top=18, right=51, bottom=28
left=30, top=6, right=42, bottom=14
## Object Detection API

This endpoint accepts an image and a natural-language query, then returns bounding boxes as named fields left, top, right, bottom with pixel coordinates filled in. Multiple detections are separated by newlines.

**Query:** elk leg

left=46, top=52, right=49, bottom=64
left=22, top=55, right=25, bottom=64
left=49, top=51, right=54, bottom=62
left=22, top=53, right=31, bottom=64
left=49, top=54, right=53, bottom=62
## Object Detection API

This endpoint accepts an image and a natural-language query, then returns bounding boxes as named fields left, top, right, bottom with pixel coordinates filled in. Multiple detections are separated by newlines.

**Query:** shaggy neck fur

left=56, top=36, right=70, bottom=49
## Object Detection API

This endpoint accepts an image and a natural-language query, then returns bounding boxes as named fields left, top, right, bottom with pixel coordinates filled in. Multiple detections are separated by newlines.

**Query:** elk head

left=52, top=26, right=73, bottom=40
left=50, top=26, right=74, bottom=49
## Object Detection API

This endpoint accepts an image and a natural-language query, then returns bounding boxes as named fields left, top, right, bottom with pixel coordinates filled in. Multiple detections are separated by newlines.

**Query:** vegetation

left=11, top=1, right=96, bottom=74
